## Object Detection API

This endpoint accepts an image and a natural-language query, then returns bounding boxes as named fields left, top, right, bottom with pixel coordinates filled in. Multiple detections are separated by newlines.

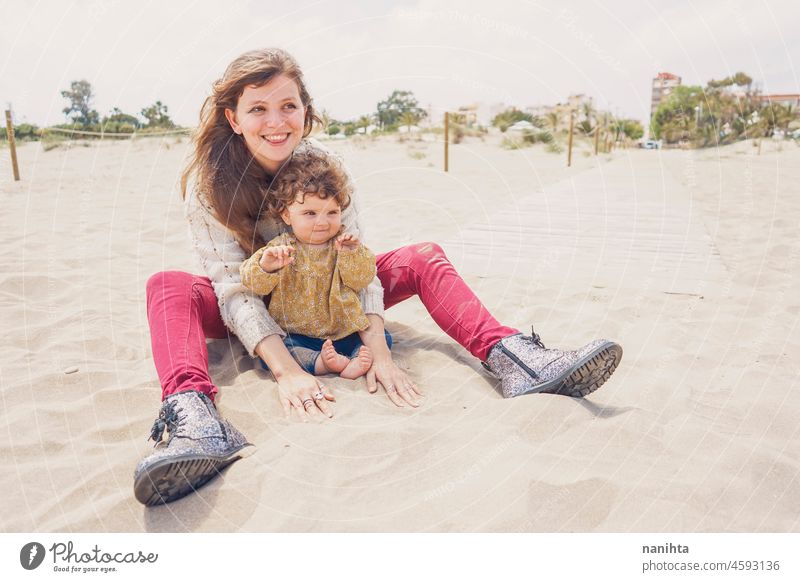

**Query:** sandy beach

left=1, top=134, right=798, bottom=532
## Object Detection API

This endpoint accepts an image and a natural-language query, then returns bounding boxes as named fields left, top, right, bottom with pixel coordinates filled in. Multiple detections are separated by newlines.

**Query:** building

left=757, top=94, right=800, bottom=109
left=651, top=72, right=681, bottom=119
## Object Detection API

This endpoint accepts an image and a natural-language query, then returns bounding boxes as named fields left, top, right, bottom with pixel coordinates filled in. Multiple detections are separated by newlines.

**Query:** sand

left=1, top=134, right=798, bottom=532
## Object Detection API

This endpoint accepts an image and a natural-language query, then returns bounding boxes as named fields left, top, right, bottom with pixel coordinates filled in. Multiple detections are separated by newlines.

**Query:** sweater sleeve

left=337, top=244, right=377, bottom=292
left=301, top=139, right=385, bottom=319
left=185, top=188, right=286, bottom=357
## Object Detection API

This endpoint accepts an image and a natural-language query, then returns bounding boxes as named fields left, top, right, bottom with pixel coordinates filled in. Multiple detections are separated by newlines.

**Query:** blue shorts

left=259, top=330, right=393, bottom=375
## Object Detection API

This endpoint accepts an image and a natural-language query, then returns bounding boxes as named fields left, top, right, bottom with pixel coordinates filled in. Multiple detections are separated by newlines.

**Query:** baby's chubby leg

left=315, top=339, right=350, bottom=374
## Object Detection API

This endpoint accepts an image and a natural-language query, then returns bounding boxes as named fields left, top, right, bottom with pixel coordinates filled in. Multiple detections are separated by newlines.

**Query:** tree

left=759, top=102, right=795, bottom=135
left=617, top=119, right=644, bottom=140
left=101, top=107, right=141, bottom=133
left=545, top=111, right=560, bottom=133
left=650, top=85, right=704, bottom=142
left=61, top=80, right=100, bottom=127
left=357, top=115, right=372, bottom=134
left=399, top=111, right=418, bottom=133
left=707, top=71, right=753, bottom=89
left=576, top=102, right=597, bottom=136
left=141, top=101, right=175, bottom=128
left=376, top=90, right=425, bottom=131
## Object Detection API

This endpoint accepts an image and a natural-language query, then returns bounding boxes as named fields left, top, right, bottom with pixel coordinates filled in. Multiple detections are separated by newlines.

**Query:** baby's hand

left=335, top=233, right=361, bottom=252
left=259, top=245, right=295, bottom=272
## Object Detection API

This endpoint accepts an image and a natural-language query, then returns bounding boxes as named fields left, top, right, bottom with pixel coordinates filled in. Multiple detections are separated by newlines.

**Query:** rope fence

left=41, top=127, right=193, bottom=138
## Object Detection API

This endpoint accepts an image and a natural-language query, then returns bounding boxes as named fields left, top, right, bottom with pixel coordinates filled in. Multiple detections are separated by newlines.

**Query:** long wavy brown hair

left=181, top=48, right=322, bottom=255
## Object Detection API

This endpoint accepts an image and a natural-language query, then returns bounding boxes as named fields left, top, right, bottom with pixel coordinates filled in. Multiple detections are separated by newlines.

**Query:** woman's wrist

left=359, top=314, right=392, bottom=359
left=255, top=334, right=305, bottom=379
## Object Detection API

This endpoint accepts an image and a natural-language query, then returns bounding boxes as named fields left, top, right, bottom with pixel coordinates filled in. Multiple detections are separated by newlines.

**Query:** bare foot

left=340, top=346, right=373, bottom=380
left=317, top=339, right=349, bottom=374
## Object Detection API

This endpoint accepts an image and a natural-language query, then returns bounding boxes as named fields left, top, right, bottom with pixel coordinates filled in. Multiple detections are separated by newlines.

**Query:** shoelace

left=148, top=400, right=184, bottom=445
left=524, top=326, right=547, bottom=349
left=482, top=326, right=547, bottom=375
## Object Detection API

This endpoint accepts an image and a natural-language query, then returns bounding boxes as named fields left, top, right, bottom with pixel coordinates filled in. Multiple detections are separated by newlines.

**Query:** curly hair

left=266, top=149, right=353, bottom=217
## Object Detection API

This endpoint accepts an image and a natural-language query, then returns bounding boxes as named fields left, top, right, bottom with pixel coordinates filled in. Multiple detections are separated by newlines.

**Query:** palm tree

left=319, top=109, right=332, bottom=132
left=545, top=111, right=559, bottom=134
left=399, top=111, right=418, bottom=134
left=357, top=115, right=372, bottom=135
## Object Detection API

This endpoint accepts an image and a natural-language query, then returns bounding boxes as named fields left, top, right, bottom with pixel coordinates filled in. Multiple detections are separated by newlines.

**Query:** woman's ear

left=224, top=108, right=242, bottom=134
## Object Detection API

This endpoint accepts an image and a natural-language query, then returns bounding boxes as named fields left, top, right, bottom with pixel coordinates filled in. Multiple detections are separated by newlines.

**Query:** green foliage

left=522, top=129, right=553, bottom=144
left=376, top=90, right=426, bottom=131
left=0, top=123, right=41, bottom=141
left=102, top=107, right=141, bottom=132
left=500, top=136, right=525, bottom=150
left=707, top=71, right=753, bottom=89
left=491, top=108, right=534, bottom=132
left=500, top=129, right=554, bottom=149
left=101, top=122, right=136, bottom=134
left=650, top=85, right=704, bottom=142
left=616, top=119, right=644, bottom=140
left=399, top=111, right=419, bottom=132
left=545, top=141, right=563, bottom=154
left=141, top=101, right=175, bottom=128
left=544, top=111, right=560, bottom=133
left=649, top=72, right=797, bottom=147
left=357, top=115, right=372, bottom=134
left=61, top=80, right=100, bottom=127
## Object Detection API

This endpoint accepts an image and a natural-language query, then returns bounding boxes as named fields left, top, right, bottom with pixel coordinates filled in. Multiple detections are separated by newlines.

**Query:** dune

left=1, top=134, right=798, bottom=532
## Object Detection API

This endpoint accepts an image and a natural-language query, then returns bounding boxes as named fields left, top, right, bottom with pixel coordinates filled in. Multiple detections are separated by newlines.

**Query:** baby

left=240, top=150, right=390, bottom=379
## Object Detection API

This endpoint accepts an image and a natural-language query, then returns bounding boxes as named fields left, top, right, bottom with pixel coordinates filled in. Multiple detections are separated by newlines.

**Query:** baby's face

left=280, top=192, right=342, bottom=245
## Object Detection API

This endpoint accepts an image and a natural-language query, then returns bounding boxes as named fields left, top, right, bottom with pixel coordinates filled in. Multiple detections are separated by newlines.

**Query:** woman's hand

left=255, top=334, right=334, bottom=420
left=359, top=314, right=423, bottom=407
left=365, top=353, right=424, bottom=408
left=276, top=369, right=336, bottom=421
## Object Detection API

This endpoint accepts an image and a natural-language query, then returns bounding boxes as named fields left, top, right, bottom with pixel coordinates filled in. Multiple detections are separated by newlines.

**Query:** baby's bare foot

left=319, top=339, right=349, bottom=374
left=340, top=346, right=373, bottom=380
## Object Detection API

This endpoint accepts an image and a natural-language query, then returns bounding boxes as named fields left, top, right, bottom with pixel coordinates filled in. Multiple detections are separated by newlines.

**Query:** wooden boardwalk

left=441, top=153, right=727, bottom=296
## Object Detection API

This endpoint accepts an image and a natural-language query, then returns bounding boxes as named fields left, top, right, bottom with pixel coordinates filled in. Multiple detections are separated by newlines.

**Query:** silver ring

left=313, top=391, right=324, bottom=401
left=302, top=398, right=314, bottom=409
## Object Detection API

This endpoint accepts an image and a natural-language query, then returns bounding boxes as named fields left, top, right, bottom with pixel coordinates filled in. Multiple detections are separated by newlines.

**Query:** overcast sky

left=1, top=0, right=797, bottom=127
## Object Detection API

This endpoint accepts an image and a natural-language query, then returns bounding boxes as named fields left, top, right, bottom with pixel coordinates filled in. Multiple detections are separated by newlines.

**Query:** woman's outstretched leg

left=375, top=243, right=622, bottom=398
left=146, top=271, right=228, bottom=401
left=375, top=242, right=518, bottom=361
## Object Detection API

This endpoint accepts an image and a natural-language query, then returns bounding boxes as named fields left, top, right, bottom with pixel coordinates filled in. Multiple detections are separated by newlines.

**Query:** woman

left=133, top=48, right=622, bottom=506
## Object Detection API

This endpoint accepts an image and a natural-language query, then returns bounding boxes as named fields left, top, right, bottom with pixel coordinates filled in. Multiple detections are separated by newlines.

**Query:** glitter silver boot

left=483, top=329, right=622, bottom=398
left=133, top=390, right=253, bottom=506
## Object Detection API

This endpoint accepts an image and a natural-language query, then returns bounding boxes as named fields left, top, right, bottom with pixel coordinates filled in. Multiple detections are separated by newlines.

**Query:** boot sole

left=522, top=341, right=623, bottom=398
left=134, top=444, right=253, bottom=506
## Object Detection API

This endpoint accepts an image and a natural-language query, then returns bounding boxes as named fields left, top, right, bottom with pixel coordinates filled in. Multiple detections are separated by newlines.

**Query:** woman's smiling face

left=225, top=74, right=306, bottom=174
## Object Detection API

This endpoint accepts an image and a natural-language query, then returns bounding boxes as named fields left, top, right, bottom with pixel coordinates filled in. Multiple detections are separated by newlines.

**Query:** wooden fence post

left=594, top=117, right=600, bottom=156
left=567, top=109, right=574, bottom=167
left=444, top=112, right=449, bottom=172
left=5, top=110, right=20, bottom=181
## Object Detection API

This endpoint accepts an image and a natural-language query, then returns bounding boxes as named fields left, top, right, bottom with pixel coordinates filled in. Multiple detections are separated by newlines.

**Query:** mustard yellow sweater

left=240, top=232, right=377, bottom=340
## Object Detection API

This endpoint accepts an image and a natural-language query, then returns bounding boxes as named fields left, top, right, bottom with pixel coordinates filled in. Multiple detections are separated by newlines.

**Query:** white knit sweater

left=184, top=139, right=385, bottom=356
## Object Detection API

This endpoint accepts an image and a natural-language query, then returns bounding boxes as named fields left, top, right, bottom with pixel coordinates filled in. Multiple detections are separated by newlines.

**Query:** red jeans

left=146, top=242, right=518, bottom=400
